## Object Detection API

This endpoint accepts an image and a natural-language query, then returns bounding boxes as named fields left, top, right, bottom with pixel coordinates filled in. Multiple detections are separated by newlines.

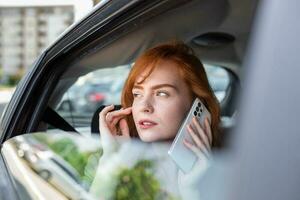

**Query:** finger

left=99, top=105, right=117, bottom=147
left=106, top=107, right=132, bottom=134
left=107, top=108, right=132, bottom=127
left=187, top=124, right=204, bottom=150
left=187, top=125, right=210, bottom=157
left=192, top=117, right=211, bottom=151
left=106, top=107, right=132, bottom=122
left=183, top=139, right=210, bottom=159
left=99, top=105, right=115, bottom=127
left=104, top=107, right=132, bottom=136
left=204, top=118, right=213, bottom=145
left=119, top=118, right=130, bottom=138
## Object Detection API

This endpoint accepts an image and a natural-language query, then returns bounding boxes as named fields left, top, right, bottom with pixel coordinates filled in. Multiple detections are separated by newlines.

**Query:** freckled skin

left=132, top=60, right=193, bottom=142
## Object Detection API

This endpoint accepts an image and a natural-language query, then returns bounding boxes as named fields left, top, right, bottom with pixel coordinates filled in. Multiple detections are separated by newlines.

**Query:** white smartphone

left=168, top=98, right=211, bottom=173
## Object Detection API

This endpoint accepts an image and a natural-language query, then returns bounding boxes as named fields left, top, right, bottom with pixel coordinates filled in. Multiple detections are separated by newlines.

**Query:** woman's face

left=132, top=60, right=193, bottom=142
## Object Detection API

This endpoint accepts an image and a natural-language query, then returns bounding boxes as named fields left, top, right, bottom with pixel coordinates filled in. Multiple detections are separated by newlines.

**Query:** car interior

left=0, top=0, right=265, bottom=199
left=40, top=0, right=257, bottom=149
left=3, top=1, right=300, bottom=199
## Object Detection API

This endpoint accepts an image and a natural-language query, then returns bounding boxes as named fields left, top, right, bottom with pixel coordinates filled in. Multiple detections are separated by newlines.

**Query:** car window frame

left=0, top=0, right=188, bottom=143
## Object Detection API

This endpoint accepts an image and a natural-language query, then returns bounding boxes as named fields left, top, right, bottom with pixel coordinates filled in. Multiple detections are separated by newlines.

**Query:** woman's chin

left=137, top=131, right=159, bottom=142
left=138, top=131, right=174, bottom=142
left=139, top=134, right=156, bottom=142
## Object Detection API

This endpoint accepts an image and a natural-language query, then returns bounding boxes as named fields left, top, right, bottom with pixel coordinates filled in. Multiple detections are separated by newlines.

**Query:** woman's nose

left=140, top=98, right=154, bottom=113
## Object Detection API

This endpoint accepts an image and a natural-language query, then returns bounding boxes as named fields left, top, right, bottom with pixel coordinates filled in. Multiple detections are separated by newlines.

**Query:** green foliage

left=82, top=150, right=102, bottom=184
left=49, top=138, right=102, bottom=185
left=49, top=138, right=87, bottom=175
left=33, top=134, right=102, bottom=186
left=7, top=74, right=22, bottom=86
left=0, top=68, right=2, bottom=81
left=33, top=134, right=50, bottom=144
left=0, top=68, right=23, bottom=86
left=113, top=160, right=161, bottom=200
left=33, top=135, right=177, bottom=199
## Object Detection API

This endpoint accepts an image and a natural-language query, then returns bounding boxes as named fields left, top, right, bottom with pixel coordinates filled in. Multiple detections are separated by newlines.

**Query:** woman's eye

left=133, top=92, right=141, bottom=98
left=156, top=91, right=169, bottom=97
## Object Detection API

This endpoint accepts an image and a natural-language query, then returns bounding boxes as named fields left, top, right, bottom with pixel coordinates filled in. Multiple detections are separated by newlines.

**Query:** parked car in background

left=57, top=80, right=111, bottom=113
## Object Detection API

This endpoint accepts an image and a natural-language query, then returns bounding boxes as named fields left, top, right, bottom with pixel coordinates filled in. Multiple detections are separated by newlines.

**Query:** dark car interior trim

left=42, top=107, right=78, bottom=133
left=0, top=52, right=46, bottom=143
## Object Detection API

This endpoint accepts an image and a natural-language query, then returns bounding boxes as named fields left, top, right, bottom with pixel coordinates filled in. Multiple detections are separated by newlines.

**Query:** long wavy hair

left=121, top=42, right=221, bottom=147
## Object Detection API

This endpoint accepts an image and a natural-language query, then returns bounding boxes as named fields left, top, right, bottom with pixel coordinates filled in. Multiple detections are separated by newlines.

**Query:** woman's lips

left=138, top=119, right=158, bottom=129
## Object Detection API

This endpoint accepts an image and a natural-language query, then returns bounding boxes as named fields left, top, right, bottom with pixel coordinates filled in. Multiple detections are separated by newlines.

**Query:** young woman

left=100, top=42, right=220, bottom=146
left=97, top=42, right=221, bottom=199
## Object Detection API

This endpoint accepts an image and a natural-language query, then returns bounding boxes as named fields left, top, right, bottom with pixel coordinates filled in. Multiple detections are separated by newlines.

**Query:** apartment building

left=0, top=0, right=93, bottom=82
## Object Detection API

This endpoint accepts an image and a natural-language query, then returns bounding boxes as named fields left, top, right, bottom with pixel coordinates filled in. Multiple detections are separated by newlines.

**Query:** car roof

left=61, top=0, right=258, bottom=80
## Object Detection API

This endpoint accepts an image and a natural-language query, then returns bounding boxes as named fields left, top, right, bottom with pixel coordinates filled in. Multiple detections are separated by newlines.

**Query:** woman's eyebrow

left=132, top=85, right=143, bottom=90
left=133, top=84, right=178, bottom=91
left=151, top=84, right=178, bottom=91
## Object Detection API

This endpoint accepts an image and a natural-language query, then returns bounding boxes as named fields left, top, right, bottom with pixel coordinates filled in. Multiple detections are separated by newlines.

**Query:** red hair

left=121, top=42, right=221, bottom=146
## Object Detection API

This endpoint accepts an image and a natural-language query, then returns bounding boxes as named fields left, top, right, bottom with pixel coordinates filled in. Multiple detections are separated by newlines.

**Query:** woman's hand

left=178, top=117, right=212, bottom=199
left=184, top=116, right=212, bottom=160
left=99, top=105, right=132, bottom=154
left=99, top=104, right=132, bottom=137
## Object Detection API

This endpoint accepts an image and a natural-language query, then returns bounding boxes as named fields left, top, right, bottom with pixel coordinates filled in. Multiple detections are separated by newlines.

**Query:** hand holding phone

left=168, top=98, right=211, bottom=173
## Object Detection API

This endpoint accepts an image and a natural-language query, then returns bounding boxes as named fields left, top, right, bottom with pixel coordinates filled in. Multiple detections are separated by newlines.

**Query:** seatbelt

left=43, top=106, right=78, bottom=133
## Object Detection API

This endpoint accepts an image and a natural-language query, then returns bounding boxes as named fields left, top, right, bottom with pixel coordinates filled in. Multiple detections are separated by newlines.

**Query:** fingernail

left=186, top=125, right=192, bottom=134
left=205, top=118, right=209, bottom=124
left=186, top=124, right=190, bottom=130
left=183, top=139, right=190, bottom=146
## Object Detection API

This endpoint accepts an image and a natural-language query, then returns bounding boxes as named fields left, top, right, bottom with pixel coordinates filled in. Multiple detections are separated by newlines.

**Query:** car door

left=0, top=0, right=212, bottom=198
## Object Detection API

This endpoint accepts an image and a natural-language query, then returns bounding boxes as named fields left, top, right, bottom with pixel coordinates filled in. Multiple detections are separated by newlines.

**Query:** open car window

left=204, top=65, right=230, bottom=102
